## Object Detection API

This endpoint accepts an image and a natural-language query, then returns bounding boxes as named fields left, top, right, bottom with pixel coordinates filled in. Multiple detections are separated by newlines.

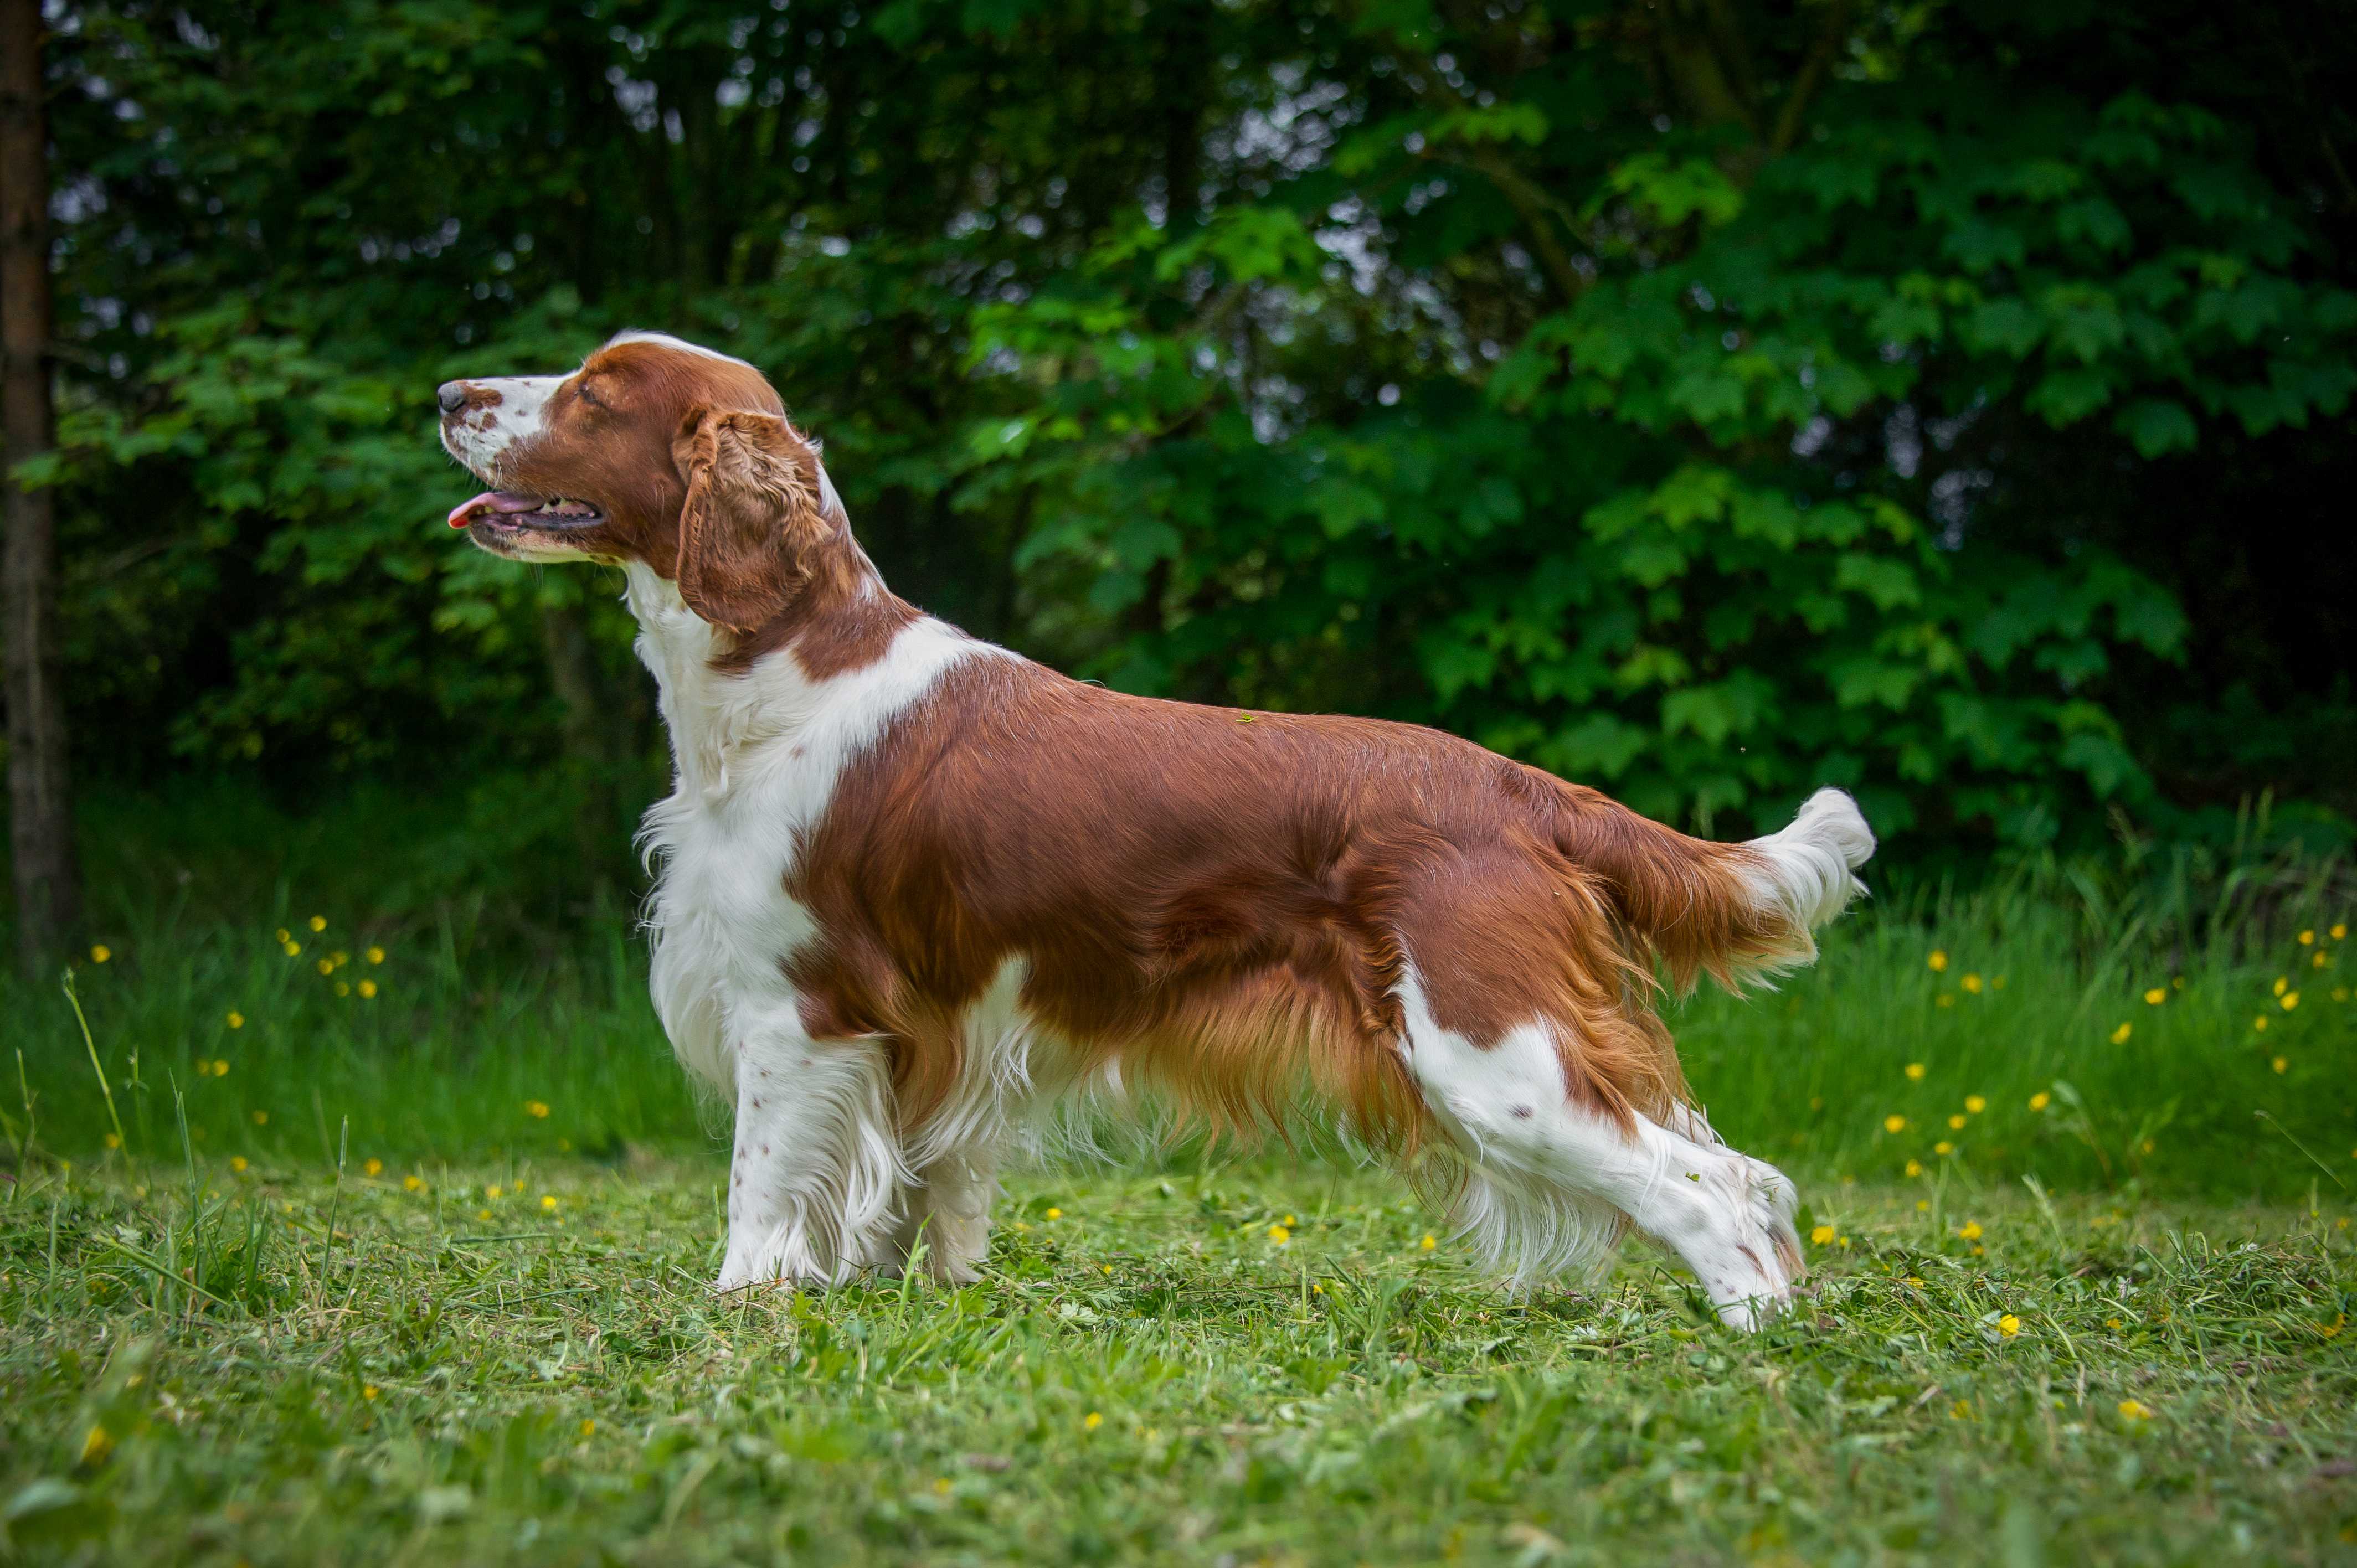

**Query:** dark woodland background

left=13, top=0, right=2357, bottom=936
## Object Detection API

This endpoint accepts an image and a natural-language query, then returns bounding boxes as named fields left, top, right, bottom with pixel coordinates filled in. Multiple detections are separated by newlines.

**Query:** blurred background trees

left=14, top=0, right=2357, bottom=920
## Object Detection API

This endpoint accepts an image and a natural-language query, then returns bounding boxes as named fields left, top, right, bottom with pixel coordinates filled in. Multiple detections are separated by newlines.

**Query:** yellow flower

left=90, top=945, right=111, bottom=964
left=362, top=1384, right=379, bottom=1401
left=1810, top=1224, right=1836, bottom=1245
left=334, top=981, right=349, bottom=997
left=357, top=980, right=377, bottom=999
left=2254, top=1015, right=2269, bottom=1031
left=1949, top=1400, right=1972, bottom=1420
left=477, top=1209, right=492, bottom=1221
left=215, top=1059, right=230, bottom=1075
left=1998, top=1314, right=2021, bottom=1338
left=1267, top=1224, right=1290, bottom=1244
left=541, top=1195, right=558, bottom=1211
left=1283, top=1215, right=1295, bottom=1226
left=1948, top=1114, right=1967, bottom=1130
left=317, top=958, right=334, bottom=977
left=104, top=1133, right=121, bottom=1149
left=2299, top=929, right=2315, bottom=945
left=225, top=1012, right=244, bottom=1030
left=2117, top=1399, right=2153, bottom=1422
left=2272, top=1056, right=2288, bottom=1074
left=1420, top=1233, right=1438, bottom=1251
left=2106, top=1316, right=2122, bottom=1330
left=2109, top=1022, right=2132, bottom=1045
left=2333, top=923, right=2348, bottom=941
left=580, top=1420, right=596, bottom=1437
left=250, top=1110, right=267, bottom=1126
left=2280, top=991, right=2299, bottom=1011
left=2337, top=988, right=2350, bottom=1003
left=1883, top=1115, right=1908, bottom=1134
left=282, top=941, right=301, bottom=957
left=485, top=1184, right=502, bottom=1201
left=1905, top=1062, right=1926, bottom=1081
left=2030, top=1091, right=2051, bottom=1111
left=331, top=950, right=348, bottom=968
left=403, top=1174, right=424, bottom=1192
left=1962, top=973, right=1983, bottom=993
left=1934, top=1141, right=1954, bottom=1156
left=230, top=1156, right=248, bottom=1173
left=2273, top=976, right=2288, bottom=996
left=524, top=1100, right=551, bottom=1119
left=275, top=928, right=291, bottom=943
left=363, top=1158, right=383, bottom=1177
left=80, top=1425, right=112, bottom=1466
left=1083, top=1412, right=1103, bottom=1431
left=367, top=946, right=385, bottom=964
left=1958, top=1221, right=1983, bottom=1240
left=1905, top=1160, right=1923, bottom=1178
left=1928, top=950, right=1948, bottom=972
left=2143, top=987, right=2165, bottom=1005
left=1964, top=1095, right=1986, bottom=1114
left=308, top=916, right=326, bottom=932
left=1045, top=1206, right=1063, bottom=1220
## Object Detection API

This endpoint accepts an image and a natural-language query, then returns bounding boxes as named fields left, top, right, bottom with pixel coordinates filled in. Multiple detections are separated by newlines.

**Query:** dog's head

left=439, top=332, right=842, bottom=633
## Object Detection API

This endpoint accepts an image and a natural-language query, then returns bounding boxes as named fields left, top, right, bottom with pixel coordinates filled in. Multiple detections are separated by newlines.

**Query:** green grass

left=2, top=1157, right=2351, bottom=1564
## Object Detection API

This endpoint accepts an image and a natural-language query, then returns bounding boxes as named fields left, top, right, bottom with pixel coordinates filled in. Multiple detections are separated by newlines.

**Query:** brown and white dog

left=438, top=331, right=1874, bottom=1328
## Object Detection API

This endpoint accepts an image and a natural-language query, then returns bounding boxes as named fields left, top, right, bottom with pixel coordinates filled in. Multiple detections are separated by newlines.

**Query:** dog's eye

left=575, top=380, right=608, bottom=410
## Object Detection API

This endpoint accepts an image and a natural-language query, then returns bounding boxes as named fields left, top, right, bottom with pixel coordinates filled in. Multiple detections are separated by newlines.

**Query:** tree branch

left=1769, top=0, right=1855, bottom=155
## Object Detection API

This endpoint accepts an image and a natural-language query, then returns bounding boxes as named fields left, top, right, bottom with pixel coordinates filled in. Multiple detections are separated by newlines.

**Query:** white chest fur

left=622, top=565, right=1002, bottom=1090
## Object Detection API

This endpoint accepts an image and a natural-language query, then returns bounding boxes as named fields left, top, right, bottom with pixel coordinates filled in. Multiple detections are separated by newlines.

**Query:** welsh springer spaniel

left=438, top=332, right=1873, bottom=1329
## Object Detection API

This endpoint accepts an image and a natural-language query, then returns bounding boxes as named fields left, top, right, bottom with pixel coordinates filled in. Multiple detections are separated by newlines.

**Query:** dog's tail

left=1549, top=785, right=1875, bottom=996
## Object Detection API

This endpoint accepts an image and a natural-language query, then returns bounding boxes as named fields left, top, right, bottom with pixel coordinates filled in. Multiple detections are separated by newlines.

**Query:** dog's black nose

left=436, top=381, right=469, bottom=415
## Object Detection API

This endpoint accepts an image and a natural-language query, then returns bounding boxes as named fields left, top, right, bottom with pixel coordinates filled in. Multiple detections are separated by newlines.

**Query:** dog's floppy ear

left=670, top=408, right=830, bottom=633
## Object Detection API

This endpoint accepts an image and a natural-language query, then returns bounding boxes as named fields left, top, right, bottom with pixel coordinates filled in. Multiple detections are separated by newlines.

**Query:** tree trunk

left=1, top=0, right=80, bottom=976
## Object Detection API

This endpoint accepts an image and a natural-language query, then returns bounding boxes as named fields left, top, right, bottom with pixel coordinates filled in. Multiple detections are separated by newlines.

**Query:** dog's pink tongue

left=446, top=491, right=542, bottom=529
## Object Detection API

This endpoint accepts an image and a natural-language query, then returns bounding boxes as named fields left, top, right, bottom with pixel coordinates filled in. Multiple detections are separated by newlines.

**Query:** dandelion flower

left=1949, top=1400, right=1972, bottom=1420
left=2272, top=1056, right=2288, bottom=1074
left=580, top=1420, right=596, bottom=1437
left=2280, top=991, right=2300, bottom=1011
left=90, top=945, right=111, bottom=964
left=1958, top=1221, right=1983, bottom=1240
left=2143, top=987, right=2165, bottom=1005
left=1948, top=1114, right=1967, bottom=1130
left=250, top=1110, right=267, bottom=1126
left=362, top=1385, right=379, bottom=1401
left=1905, top=1062, right=1926, bottom=1081
left=1962, top=973, right=1983, bottom=993
left=2106, top=1317, right=2122, bottom=1330
left=1420, top=1233, right=1438, bottom=1251
left=230, top=1156, right=248, bottom=1173
left=367, top=946, right=385, bottom=964
left=1934, top=1141, right=1954, bottom=1156
left=477, top=1209, right=492, bottom=1221
left=404, top=1174, right=424, bottom=1192
left=2333, top=924, right=2348, bottom=941
left=1905, top=1160, right=1923, bottom=1178
left=334, top=981, right=349, bottom=997
left=1045, top=1206, right=1063, bottom=1220
left=275, top=928, right=291, bottom=943
left=541, top=1195, right=558, bottom=1211
left=80, top=1426, right=112, bottom=1466
left=1964, top=1095, right=1986, bottom=1114
left=2109, top=1022, right=2132, bottom=1045
left=309, top=916, right=326, bottom=932
left=1810, top=1224, right=1835, bottom=1245
left=2315, top=950, right=2329, bottom=968
left=524, top=1100, right=551, bottom=1119
left=2273, top=976, right=2288, bottom=996
left=2030, top=1091, right=2051, bottom=1111
left=1928, top=950, right=1948, bottom=972
left=225, top=1012, right=244, bottom=1030
left=2255, top=1015, right=2269, bottom=1031
left=282, top=941, right=301, bottom=957
left=104, top=1133, right=121, bottom=1149
left=1998, top=1314, right=2021, bottom=1338
left=1267, top=1224, right=1290, bottom=1244
left=363, top=1158, right=382, bottom=1177
left=1084, top=1412, right=1102, bottom=1431
left=317, top=958, right=334, bottom=977
left=1883, top=1115, right=1908, bottom=1134
left=2299, top=930, right=2315, bottom=945
left=2117, top=1399, right=2153, bottom=1422
left=358, top=980, right=377, bottom=999
left=485, top=1184, right=502, bottom=1200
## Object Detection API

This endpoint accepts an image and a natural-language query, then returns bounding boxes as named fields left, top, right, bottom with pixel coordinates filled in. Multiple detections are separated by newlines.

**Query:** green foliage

left=29, top=0, right=2357, bottom=853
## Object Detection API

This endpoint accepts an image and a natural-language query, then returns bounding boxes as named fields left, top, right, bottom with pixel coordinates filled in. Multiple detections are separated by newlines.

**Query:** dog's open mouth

left=446, top=491, right=605, bottom=532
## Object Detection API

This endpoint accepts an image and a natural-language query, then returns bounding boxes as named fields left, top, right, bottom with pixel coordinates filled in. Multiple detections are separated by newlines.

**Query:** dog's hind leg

left=718, top=1024, right=907, bottom=1291
left=883, top=1143, right=1000, bottom=1283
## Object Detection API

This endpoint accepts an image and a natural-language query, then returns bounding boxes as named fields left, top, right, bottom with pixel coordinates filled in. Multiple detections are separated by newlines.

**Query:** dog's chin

left=465, top=513, right=612, bottom=564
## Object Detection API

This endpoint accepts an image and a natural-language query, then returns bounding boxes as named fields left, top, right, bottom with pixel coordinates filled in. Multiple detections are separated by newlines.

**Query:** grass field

left=4, top=794, right=2355, bottom=1561
left=2, top=1158, right=2352, bottom=1564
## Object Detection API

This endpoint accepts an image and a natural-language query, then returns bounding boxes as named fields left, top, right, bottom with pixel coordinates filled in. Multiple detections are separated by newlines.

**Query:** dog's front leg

left=717, top=1028, right=907, bottom=1291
